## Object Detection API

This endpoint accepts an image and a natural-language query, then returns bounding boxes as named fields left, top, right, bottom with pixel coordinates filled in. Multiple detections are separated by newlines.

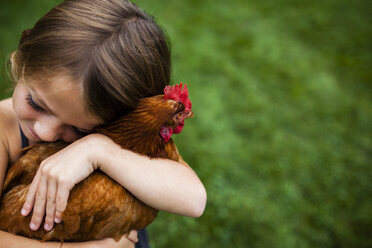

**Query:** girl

left=0, top=0, right=207, bottom=247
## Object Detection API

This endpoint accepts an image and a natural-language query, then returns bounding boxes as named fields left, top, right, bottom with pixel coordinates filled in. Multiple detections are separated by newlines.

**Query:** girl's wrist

left=83, top=133, right=125, bottom=171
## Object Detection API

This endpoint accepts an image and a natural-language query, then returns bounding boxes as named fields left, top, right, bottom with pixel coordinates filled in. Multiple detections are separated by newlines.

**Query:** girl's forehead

left=30, top=74, right=81, bottom=95
left=25, top=74, right=102, bottom=129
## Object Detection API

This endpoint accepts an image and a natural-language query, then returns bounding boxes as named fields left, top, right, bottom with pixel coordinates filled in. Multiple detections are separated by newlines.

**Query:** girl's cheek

left=13, top=96, right=30, bottom=120
left=12, top=84, right=36, bottom=120
left=15, top=99, right=40, bottom=122
left=60, top=129, right=81, bottom=143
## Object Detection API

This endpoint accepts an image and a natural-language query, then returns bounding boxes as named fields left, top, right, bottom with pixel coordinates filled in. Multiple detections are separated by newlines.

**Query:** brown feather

left=0, top=94, right=192, bottom=241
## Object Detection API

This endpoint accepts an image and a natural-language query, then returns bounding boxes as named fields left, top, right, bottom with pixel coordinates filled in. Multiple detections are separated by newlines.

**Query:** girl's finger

left=55, top=185, right=70, bottom=223
left=22, top=168, right=41, bottom=216
left=126, top=230, right=139, bottom=243
left=44, top=179, right=57, bottom=231
left=30, top=176, right=48, bottom=231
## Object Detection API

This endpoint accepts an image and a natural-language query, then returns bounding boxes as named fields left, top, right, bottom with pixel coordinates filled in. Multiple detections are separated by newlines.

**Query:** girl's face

left=12, top=73, right=103, bottom=144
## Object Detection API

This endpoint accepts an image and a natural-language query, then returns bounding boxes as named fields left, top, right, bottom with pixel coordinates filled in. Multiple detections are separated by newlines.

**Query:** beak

left=173, top=110, right=194, bottom=125
left=186, top=110, right=194, bottom=119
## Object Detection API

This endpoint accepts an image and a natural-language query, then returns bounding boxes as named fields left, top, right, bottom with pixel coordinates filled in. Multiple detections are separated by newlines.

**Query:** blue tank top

left=19, top=127, right=150, bottom=247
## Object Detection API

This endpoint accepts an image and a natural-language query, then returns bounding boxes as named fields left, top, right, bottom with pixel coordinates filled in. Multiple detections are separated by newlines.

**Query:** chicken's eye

left=175, top=103, right=185, bottom=113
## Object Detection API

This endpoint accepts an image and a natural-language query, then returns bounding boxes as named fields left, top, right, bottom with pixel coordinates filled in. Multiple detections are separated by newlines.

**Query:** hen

left=0, top=83, right=193, bottom=242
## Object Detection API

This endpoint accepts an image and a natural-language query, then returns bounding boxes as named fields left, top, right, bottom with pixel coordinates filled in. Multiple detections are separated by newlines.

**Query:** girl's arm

left=93, top=134, right=207, bottom=217
left=0, top=230, right=135, bottom=248
left=22, top=133, right=206, bottom=231
left=0, top=115, right=136, bottom=247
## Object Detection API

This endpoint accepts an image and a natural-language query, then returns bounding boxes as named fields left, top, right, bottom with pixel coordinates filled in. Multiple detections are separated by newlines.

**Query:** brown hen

left=0, top=83, right=193, bottom=242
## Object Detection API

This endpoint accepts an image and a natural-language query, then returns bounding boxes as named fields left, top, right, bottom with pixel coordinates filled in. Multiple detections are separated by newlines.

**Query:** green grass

left=1, top=0, right=371, bottom=247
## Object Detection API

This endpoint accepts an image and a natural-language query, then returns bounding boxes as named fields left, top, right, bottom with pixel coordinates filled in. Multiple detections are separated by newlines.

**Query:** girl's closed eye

left=72, top=126, right=92, bottom=136
left=26, top=94, right=45, bottom=113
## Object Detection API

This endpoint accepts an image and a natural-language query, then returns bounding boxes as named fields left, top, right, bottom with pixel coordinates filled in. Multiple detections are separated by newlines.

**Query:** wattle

left=160, top=126, right=173, bottom=142
left=173, top=121, right=184, bottom=134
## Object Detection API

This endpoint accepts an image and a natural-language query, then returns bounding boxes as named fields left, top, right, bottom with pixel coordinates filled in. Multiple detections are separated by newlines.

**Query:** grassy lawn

left=1, top=0, right=371, bottom=247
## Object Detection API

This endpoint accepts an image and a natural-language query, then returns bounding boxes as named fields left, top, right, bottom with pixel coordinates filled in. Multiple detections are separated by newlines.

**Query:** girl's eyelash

left=26, top=94, right=45, bottom=112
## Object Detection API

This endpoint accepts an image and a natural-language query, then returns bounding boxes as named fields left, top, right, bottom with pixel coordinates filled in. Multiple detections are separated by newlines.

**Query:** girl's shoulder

left=0, top=98, right=22, bottom=163
left=0, top=98, right=16, bottom=123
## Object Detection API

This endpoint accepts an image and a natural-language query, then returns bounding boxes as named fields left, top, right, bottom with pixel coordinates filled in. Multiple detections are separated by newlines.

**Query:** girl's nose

left=33, top=115, right=63, bottom=142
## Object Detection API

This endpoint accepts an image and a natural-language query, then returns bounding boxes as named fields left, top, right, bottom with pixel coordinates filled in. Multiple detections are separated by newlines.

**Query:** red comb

left=163, top=83, right=192, bottom=111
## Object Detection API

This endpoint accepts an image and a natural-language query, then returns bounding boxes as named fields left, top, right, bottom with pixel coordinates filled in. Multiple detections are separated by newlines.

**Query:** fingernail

left=55, top=217, right=61, bottom=223
left=21, top=208, right=27, bottom=216
left=30, top=222, right=37, bottom=230
left=44, top=223, right=52, bottom=231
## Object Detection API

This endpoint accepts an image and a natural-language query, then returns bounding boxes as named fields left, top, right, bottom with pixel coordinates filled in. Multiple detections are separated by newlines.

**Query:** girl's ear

left=9, top=52, right=17, bottom=81
left=10, top=52, right=15, bottom=67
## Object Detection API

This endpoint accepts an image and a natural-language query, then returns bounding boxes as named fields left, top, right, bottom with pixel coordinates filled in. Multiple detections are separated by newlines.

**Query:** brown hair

left=12, top=0, right=171, bottom=122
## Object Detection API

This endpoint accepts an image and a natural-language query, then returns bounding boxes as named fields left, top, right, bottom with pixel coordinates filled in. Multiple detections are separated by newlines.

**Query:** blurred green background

left=1, top=0, right=371, bottom=247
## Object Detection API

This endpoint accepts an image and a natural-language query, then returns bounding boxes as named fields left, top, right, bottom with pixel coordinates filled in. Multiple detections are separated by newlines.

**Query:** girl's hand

left=21, top=135, right=99, bottom=231
left=126, top=230, right=139, bottom=244
left=93, top=233, right=137, bottom=248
